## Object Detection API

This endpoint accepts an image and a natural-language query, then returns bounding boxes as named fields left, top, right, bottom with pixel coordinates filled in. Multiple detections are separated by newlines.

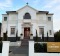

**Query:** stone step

left=21, top=42, right=28, bottom=46
left=9, top=46, right=19, bottom=51
left=9, top=39, right=29, bottom=55
left=9, top=52, right=28, bottom=56
left=21, top=40, right=28, bottom=46
left=21, top=41, right=28, bottom=43
left=13, top=47, right=28, bottom=54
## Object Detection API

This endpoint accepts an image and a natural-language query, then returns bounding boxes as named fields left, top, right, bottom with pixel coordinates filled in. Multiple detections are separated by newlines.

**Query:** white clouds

left=53, top=18, right=60, bottom=32
left=44, top=0, right=60, bottom=8
left=0, top=0, right=12, bottom=10
left=53, top=5, right=60, bottom=12
left=23, top=0, right=30, bottom=3
left=23, top=0, right=41, bottom=6
left=33, top=0, right=41, bottom=5
left=42, top=0, right=60, bottom=32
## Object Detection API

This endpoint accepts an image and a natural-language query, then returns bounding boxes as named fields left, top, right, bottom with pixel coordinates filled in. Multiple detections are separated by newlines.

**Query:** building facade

left=1, top=5, right=54, bottom=41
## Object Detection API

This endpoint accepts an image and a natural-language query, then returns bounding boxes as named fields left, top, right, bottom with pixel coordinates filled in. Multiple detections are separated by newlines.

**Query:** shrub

left=35, top=30, right=38, bottom=42
left=20, top=33, right=23, bottom=36
left=54, top=30, right=60, bottom=41
left=43, top=43, right=47, bottom=52
left=34, top=43, right=47, bottom=52
left=3, top=33, right=7, bottom=41
left=0, top=37, right=2, bottom=41
left=34, top=43, right=43, bottom=52
left=30, top=34, right=33, bottom=36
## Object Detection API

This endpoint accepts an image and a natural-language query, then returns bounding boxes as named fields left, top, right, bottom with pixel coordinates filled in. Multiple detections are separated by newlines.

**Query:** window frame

left=48, top=17, right=51, bottom=21
left=23, top=13, right=31, bottom=19
left=10, top=27, right=15, bottom=35
left=39, top=28, right=44, bottom=35
left=4, top=17, right=7, bottom=21
left=49, top=30, right=52, bottom=35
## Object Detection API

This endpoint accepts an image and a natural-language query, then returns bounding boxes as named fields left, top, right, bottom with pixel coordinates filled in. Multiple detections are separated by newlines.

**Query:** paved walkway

left=9, top=39, right=29, bottom=56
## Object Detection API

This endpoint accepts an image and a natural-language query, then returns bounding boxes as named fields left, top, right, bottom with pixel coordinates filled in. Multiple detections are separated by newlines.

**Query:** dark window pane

left=39, top=28, right=44, bottom=34
left=4, top=17, right=7, bottom=21
left=11, top=28, right=15, bottom=35
left=48, top=17, right=51, bottom=21
left=24, top=13, right=31, bottom=19
left=49, top=30, right=52, bottom=35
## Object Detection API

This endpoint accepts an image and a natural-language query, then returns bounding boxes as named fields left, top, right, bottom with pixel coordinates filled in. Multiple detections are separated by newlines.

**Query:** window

left=4, top=17, right=7, bottom=21
left=23, top=13, right=31, bottom=19
left=48, top=17, right=51, bottom=21
left=39, top=28, right=44, bottom=35
left=49, top=30, right=52, bottom=35
left=11, top=28, right=15, bottom=35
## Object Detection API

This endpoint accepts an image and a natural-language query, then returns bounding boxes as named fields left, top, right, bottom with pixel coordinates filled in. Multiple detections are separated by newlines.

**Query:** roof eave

left=47, top=13, right=54, bottom=15
left=37, top=11, right=49, bottom=14
left=6, top=11, right=17, bottom=14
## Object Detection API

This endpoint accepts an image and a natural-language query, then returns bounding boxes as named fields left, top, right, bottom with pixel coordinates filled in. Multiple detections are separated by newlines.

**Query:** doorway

left=24, top=27, right=30, bottom=39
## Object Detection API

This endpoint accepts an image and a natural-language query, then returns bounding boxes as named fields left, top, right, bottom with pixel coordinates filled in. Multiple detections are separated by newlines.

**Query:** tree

left=35, top=30, right=38, bottom=42
left=47, top=32, right=48, bottom=41
left=42, top=32, right=44, bottom=41
left=16, top=30, right=18, bottom=41
left=54, top=30, right=60, bottom=41
left=3, top=31, right=7, bottom=41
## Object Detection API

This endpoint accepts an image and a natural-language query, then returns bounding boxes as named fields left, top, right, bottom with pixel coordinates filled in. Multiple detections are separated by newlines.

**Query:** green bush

left=43, top=43, right=47, bottom=52
left=54, top=30, right=60, bottom=41
left=34, top=43, right=47, bottom=52
left=3, top=33, right=7, bottom=41
left=0, top=37, right=2, bottom=41
left=34, top=43, right=43, bottom=52
left=35, top=30, right=38, bottom=42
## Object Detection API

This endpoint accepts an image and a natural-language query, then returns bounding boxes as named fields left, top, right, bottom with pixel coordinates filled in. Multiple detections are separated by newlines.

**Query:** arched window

left=24, top=13, right=31, bottom=19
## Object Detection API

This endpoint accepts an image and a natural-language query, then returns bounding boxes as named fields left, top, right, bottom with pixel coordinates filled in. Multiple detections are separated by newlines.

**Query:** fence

left=29, top=41, right=60, bottom=56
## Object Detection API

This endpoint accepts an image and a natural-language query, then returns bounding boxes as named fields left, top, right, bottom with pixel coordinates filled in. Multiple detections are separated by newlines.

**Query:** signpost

left=47, top=42, right=60, bottom=52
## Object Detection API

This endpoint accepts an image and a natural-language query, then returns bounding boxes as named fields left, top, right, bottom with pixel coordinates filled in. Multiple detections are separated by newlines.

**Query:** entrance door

left=24, top=27, right=30, bottom=39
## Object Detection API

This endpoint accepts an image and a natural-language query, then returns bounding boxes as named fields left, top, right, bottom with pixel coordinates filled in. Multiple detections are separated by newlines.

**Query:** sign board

left=47, top=42, right=60, bottom=52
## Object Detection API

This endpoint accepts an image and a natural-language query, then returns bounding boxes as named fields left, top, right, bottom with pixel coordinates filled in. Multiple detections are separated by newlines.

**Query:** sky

left=0, top=0, right=60, bottom=32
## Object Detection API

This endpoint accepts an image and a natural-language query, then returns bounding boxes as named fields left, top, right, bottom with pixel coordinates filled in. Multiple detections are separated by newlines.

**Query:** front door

left=24, top=27, right=30, bottom=39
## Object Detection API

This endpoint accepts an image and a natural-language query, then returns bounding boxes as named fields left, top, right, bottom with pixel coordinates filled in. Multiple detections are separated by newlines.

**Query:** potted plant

left=30, top=33, right=33, bottom=39
left=20, top=33, right=23, bottom=39
left=30, top=34, right=33, bottom=36
left=20, top=33, right=23, bottom=36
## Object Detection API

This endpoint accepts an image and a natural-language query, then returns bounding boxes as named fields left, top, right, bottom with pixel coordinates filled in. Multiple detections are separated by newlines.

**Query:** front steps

left=9, top=52, right=27, bottom=56
left=9, top=39, right=29, bottom=56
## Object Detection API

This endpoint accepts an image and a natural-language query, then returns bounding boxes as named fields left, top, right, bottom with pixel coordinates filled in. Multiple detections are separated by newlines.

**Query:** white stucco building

left=1, top=5, right=54, bottom=41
